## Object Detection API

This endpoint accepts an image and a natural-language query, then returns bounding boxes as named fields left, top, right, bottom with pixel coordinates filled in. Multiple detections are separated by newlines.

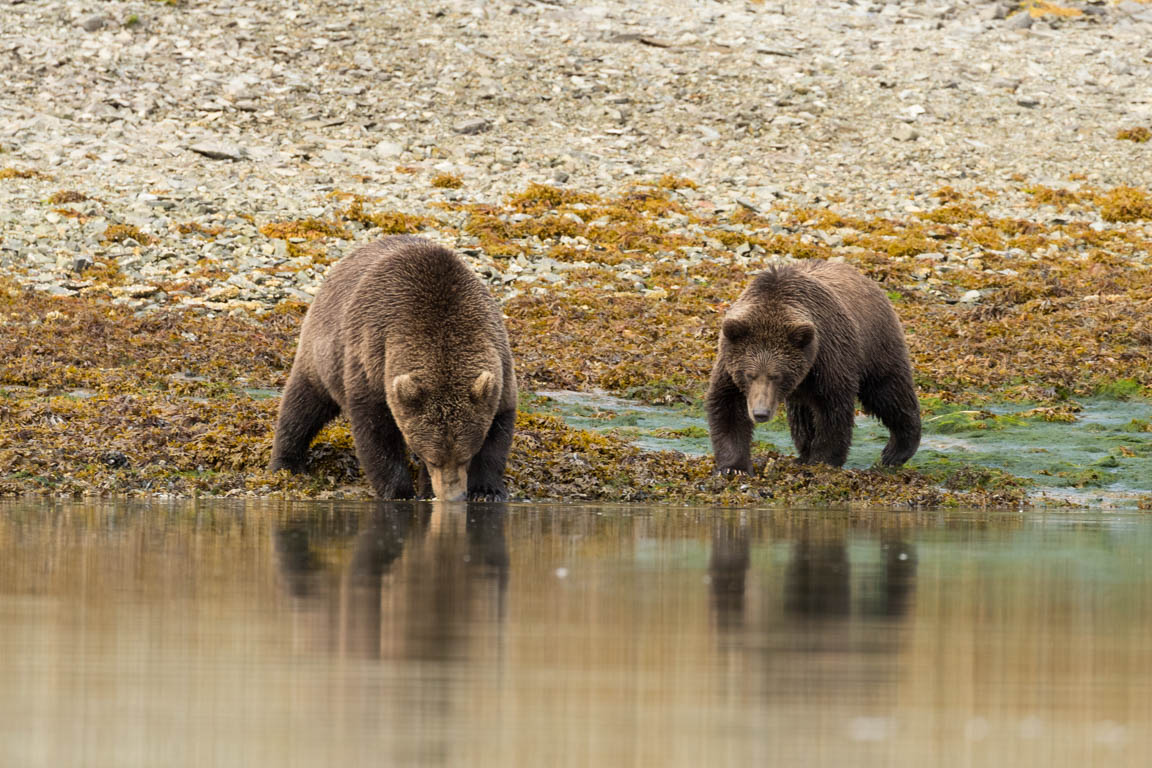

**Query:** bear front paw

left=371, top=481, right=416, bottom=500
left=269, top=456, right=305, bottom=474
left=715, top=466, right=750, bottom=478
left=467, top=487, right=509, bottom=503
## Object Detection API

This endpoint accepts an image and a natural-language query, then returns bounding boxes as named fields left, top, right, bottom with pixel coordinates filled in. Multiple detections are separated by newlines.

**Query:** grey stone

left=453, top=118, right=491, bottom=135
left=1006, top=12, right=1033, bottom=29
left=188, top=141, right=249, bottom=161
left=79, top=15, right=105, bottom=32
left=226, top=274, right=258, bottom=290
left=983, top=4, right=1010, bottom=21
left=373, top=140, right=404, bottom=158
left=892, top=124, right=919, bottom=142
left=119, top=284, right=160, bottom=298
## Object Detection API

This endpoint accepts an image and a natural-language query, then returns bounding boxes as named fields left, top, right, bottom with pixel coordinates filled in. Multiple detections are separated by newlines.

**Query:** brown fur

left=706, top=261, right=920, bottom=471
left=270, top=236, right=517, bottom=501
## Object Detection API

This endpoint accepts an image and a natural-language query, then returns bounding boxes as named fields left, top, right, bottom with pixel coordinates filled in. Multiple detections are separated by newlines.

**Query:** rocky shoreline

left=2, top=0, right=1150, bottom=506
left=3, top=0, right=1152, bottom=310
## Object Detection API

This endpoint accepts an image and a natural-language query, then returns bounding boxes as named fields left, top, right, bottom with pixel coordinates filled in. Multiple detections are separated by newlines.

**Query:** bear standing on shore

left=706, top=261, right=920, bottom=473
left=269, top=236, right=517, bottom=501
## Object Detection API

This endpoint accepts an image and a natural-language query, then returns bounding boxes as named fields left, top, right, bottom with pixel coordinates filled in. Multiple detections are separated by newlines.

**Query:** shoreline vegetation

left=2, top=179, right=1149, bottom=509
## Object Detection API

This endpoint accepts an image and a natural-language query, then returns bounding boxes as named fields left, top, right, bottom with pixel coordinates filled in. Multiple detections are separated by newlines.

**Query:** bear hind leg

left=798, top=398, right=855, bottom=468
left=270, top=373, right=340, bottom=473
left=467, top=408, right=516, bottom=502
left=786, top=400, right=817, bottom=464
left=859, top=375, right=921, bottom=467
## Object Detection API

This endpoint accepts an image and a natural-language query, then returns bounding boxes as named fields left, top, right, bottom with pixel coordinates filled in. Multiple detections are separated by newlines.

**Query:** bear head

left=387, top=363, right=502, bottom=501
left=721, top=305, right=818, bottom=424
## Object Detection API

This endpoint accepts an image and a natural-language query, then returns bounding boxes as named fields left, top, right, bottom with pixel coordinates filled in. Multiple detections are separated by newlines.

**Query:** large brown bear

left=269, top=236, right=517, bottom=501
left=706, top=261, right=920, bottom=472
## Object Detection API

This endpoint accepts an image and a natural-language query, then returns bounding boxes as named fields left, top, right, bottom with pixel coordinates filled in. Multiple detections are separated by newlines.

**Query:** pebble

left=453, top=118, right=491, bottom=135
left=115, top=284, right=161, bottom=299
left=892, top=124, right=920, bottom=142
left=1007, top=12, right=1033, bottom=30
left=78, top=14, right=105, bottom=32
left=188, top=142, right=249, bottom=161
left=373, top=140, right=404, bottom=158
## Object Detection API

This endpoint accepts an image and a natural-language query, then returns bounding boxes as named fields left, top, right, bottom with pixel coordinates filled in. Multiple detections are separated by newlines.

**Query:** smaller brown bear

left=269, top=236, right=516, bottom=501
left=706, top=261, right=920, bottom=472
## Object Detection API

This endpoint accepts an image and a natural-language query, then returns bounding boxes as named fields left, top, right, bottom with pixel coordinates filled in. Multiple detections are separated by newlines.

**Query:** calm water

left=1, top=501, right=1150, bottom=767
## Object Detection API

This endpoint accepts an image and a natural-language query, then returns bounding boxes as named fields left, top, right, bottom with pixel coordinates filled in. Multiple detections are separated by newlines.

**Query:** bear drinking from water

left=269, top=236, right=516, bottom=501
left=706, top=261, right=920, bottom=472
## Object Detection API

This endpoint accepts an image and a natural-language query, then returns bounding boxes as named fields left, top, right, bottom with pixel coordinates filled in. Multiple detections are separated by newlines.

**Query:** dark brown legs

left=859, top=373, right=921, bottom=467
left=706, top=365, right=754, bottom=474
left=346, top=394, right=416, bottom=500
left=790, top=396, right=855, bottom=467
left=467, top=408, right=516, bottom=501
left=269, top=372, right=340, bottom=473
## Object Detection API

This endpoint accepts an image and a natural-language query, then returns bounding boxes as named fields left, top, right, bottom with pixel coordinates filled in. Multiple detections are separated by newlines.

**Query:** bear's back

left=793, top=260, right=908, bottom=371
left=295, top=237, right=504, bottom=393
left=750, top=261, right=888, bottom=312
left=355, top=237, right=495, bottom=333
left=310, top=236, right=493, bottom=332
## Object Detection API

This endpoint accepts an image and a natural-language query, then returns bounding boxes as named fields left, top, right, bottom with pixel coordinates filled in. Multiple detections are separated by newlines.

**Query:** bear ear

left=391, top=374, right=423, bottom=407
left=787, top=323, right=816, bottom=348
left=470, top=371, right=497, bottom=403
left=722, top=318, right=750, bottom=342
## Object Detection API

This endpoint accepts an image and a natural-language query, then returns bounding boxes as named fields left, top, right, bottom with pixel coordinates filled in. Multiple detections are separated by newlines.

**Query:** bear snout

left=745, top=379, right=781, bottom=424
left=428, top=462, right=469, bottom=502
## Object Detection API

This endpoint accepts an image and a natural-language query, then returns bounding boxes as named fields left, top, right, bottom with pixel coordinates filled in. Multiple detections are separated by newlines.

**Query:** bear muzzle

left=746, top=380, right=782, bottom=424
left=428, top=462, right=469, bottom=502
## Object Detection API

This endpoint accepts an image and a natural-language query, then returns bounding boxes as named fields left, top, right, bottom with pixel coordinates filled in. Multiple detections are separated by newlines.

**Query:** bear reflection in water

left=709, top=520, right=917, bottom=642
left=274, top=503, right=508, bottom=660
left=275, top=507, right=917, bottom=665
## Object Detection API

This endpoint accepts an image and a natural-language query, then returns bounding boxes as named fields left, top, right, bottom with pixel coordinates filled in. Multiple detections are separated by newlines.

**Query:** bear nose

left=752, top=409, right=772, bottom=423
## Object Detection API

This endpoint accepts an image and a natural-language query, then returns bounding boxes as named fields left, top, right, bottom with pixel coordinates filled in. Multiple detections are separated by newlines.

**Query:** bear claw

left=467, top=488, right=508, bottom=503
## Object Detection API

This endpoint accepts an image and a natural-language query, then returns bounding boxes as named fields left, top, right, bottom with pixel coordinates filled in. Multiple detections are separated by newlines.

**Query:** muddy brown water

left=1, top=500, right=1149, bottom=767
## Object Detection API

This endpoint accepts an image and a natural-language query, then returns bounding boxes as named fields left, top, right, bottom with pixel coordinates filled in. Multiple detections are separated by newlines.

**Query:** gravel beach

left=2, top=0, right=1151, bottom=307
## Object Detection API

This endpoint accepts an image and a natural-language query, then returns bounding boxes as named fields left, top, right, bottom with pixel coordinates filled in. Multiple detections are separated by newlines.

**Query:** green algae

left=533, top=390, right=1152, bottom=507
left=1095, top=378, right=1145, bottom=401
